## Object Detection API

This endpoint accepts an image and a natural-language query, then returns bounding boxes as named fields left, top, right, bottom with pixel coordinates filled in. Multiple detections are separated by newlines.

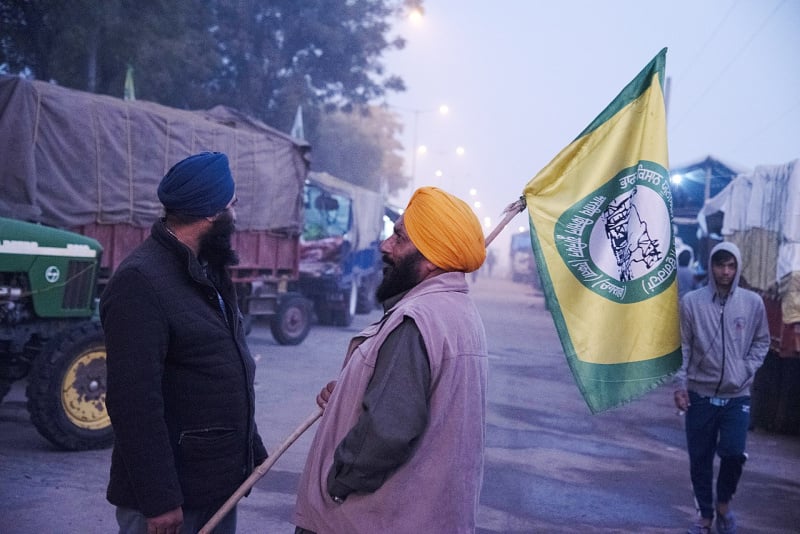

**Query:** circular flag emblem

left=554, top=161, right=676, bottom=303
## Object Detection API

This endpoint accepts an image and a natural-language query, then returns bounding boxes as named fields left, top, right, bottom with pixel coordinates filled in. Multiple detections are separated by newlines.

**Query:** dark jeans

left=294, top=528, right=316, bottom=534
left=685, top=392, right=750, bottom=519
left=116, top=505, right=237, bottom=534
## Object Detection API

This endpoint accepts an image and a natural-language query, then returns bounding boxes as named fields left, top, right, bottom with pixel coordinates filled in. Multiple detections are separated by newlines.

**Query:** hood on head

left=707, top=241, right=742, bottom=295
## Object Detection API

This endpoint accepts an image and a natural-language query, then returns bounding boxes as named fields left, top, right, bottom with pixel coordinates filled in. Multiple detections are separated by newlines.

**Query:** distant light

left=473, top=201, right=481, bottom=209
left=483, top=216, right=492, bottom=229
left=438, top=105, right=449, bottom=115
left=408, top=9, right=423, bottom=24
left=455, top=146, right=465, bottom=156
left=518, top=226, right=526, bottom=233
left=469, top=188, right=477, bottom=196
left=671, top=173, right=683, bottom=185
left=417, top=145, right=428, bottom=155
left=435, top=170, right=443, bottom=177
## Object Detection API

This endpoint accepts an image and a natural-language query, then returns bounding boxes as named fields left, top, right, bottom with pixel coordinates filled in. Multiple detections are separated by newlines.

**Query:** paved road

left=1, top=276, right=798, bottom=533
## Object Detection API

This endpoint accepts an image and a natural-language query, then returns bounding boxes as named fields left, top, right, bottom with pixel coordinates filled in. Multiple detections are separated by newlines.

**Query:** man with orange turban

left=295, top=187, right=489, bottom=534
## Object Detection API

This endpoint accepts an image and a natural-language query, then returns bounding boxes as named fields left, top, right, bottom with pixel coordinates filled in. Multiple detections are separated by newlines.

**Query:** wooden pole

left=484, top=197, right=526, bottom=247
left=198, top=407, right=323, bottom=534
left=201, top=194, right=528, bottom=533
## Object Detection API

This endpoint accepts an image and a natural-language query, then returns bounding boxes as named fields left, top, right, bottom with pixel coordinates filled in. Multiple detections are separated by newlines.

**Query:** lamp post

left=398, top=104, right=449, bottom=188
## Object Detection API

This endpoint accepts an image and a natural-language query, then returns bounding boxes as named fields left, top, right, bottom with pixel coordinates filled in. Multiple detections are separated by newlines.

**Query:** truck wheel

left=270, top=295, right=312, bottom=345
left=332, top=284, right=356, bottom=327
left=26, top=322, right=113, bottom=451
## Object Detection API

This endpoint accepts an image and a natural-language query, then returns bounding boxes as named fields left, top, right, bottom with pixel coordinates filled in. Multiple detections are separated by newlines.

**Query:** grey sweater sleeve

left=327, top=316, right=431, bottom=500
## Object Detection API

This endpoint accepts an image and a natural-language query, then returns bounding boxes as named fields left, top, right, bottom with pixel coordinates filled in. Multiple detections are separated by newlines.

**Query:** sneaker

left=687, top=520, right=711, bottom=534
left=716, top=511, right=737, bottom=534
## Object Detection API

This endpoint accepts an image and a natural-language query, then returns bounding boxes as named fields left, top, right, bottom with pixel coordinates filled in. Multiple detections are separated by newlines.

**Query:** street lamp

left=387, top=103, right=464, bottom=190
left=416, top=141, right=467, bottom=190
left=408, top=7, right=424, bottom=24
left=406, top=104, right=450, bottom=188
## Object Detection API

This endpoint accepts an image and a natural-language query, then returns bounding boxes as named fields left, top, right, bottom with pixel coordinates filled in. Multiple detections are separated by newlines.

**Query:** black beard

left=376, top=250, right=424, bottom=302
left=198, top=210, right=239, bottom=268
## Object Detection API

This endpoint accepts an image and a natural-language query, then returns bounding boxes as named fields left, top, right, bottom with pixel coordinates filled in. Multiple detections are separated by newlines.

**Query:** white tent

left=698, top=159, right=800, bottom=322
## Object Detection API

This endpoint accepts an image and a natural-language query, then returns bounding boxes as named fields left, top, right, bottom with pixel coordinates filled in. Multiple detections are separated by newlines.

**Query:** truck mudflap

left=315, top=282, right=357, bottom=327
left=355, top=269, right=381, bottom=314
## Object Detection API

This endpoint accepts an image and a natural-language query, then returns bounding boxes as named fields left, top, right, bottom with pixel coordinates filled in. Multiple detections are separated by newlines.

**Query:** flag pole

left=485, top=196, right=526, bottom=247
left=200, top=195, right=526, bottom=533
left=199, top=407, right=323, bottom=534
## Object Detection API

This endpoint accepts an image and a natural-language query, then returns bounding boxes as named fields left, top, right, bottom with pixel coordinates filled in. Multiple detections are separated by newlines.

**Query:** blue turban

left=157, top=152, right=235, bottom=217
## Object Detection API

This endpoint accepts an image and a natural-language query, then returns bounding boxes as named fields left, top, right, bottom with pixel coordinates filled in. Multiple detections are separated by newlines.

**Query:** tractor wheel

left=270, top=295, right=312, bottom=346
left=26, top=322, right=113, bottom=451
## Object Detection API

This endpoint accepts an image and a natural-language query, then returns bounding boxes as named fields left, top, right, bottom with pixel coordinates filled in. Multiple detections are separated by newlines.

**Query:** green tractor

left=0, top=217, right=111, bottom=450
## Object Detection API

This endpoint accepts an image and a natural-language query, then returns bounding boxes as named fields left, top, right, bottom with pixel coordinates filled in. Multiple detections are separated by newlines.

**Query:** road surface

left=1, top=276, right=798, bottom=533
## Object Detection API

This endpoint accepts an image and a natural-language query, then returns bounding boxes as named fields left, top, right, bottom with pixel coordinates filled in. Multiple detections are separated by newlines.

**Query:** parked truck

left=510, top=229, right=540, bottom=289
left=0, top=75, right=312, bottom=450
left=698, top=158, right=800, bottom=434
left=298, top=172, right=385, bottom=326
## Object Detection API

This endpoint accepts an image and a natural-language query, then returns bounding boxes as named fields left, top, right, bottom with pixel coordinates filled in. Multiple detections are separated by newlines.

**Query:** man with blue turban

left=101, top=152, right=267, bottom=534
left=295, top=186, right=489, bottom=533
left=157, top=151, right=236, bottom=218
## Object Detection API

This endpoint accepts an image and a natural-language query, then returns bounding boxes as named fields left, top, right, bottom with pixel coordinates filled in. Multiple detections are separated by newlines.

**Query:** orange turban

left=404, top=187, right=486, bottom=273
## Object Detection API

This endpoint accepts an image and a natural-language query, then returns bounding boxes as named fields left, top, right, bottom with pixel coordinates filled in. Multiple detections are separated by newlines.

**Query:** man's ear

left=418, top=256, right=445, bottom=279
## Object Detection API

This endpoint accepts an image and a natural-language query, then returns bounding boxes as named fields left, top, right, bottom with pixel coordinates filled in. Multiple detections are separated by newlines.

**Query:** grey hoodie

left=674, top=242, right=770, bottom=398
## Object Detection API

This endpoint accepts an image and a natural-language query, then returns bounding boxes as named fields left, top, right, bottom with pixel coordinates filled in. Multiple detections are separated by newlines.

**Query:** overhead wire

left=671, top=0, right=789, bottom=132
left=730, top=98, right=800, bottom=156
left=671, top=0, right=741, bottom=85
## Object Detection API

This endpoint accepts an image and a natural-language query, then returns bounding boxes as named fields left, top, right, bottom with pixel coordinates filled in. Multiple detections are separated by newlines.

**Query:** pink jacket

left=294, top=272, right=488, bottom=533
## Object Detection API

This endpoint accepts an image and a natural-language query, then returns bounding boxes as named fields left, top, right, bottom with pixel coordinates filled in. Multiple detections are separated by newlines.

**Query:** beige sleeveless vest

left=294, top=272, right=488, bottom=533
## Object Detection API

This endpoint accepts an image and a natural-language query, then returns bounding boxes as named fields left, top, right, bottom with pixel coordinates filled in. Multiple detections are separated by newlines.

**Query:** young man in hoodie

left=674, top=242, right=770, bottom=534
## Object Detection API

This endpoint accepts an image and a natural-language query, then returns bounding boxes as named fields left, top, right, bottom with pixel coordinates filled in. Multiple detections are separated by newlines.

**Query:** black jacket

left=101, top=221, right=267, bottom=517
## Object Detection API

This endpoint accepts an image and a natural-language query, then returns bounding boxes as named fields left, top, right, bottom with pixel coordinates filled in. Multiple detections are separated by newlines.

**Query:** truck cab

left=510, top=230, right=539, bottom=288
left=298, top=173, right=384, bottom=326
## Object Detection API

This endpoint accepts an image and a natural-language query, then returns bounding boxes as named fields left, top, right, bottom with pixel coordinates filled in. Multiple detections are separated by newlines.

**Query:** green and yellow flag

left=524, top=48, right=680, bottom=413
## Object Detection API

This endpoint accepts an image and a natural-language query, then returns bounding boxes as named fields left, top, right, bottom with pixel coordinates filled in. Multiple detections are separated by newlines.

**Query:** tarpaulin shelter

left=669, top=155, right=748, bottom=261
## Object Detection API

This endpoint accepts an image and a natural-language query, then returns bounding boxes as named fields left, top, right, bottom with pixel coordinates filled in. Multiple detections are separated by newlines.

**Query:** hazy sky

left=383, top=0, right=799, bottom=243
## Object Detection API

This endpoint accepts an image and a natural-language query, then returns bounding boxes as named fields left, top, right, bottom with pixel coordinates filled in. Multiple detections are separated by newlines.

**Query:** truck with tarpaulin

left=698, top=158, right=800, bottom=434
left=0, top=74, right=312, bottom=450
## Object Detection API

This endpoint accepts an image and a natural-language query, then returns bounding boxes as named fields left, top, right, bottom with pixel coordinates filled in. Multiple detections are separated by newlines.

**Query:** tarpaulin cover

left=0, top=75, right=309, bottom=233
left=699, top=159, right=800, bottom=322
